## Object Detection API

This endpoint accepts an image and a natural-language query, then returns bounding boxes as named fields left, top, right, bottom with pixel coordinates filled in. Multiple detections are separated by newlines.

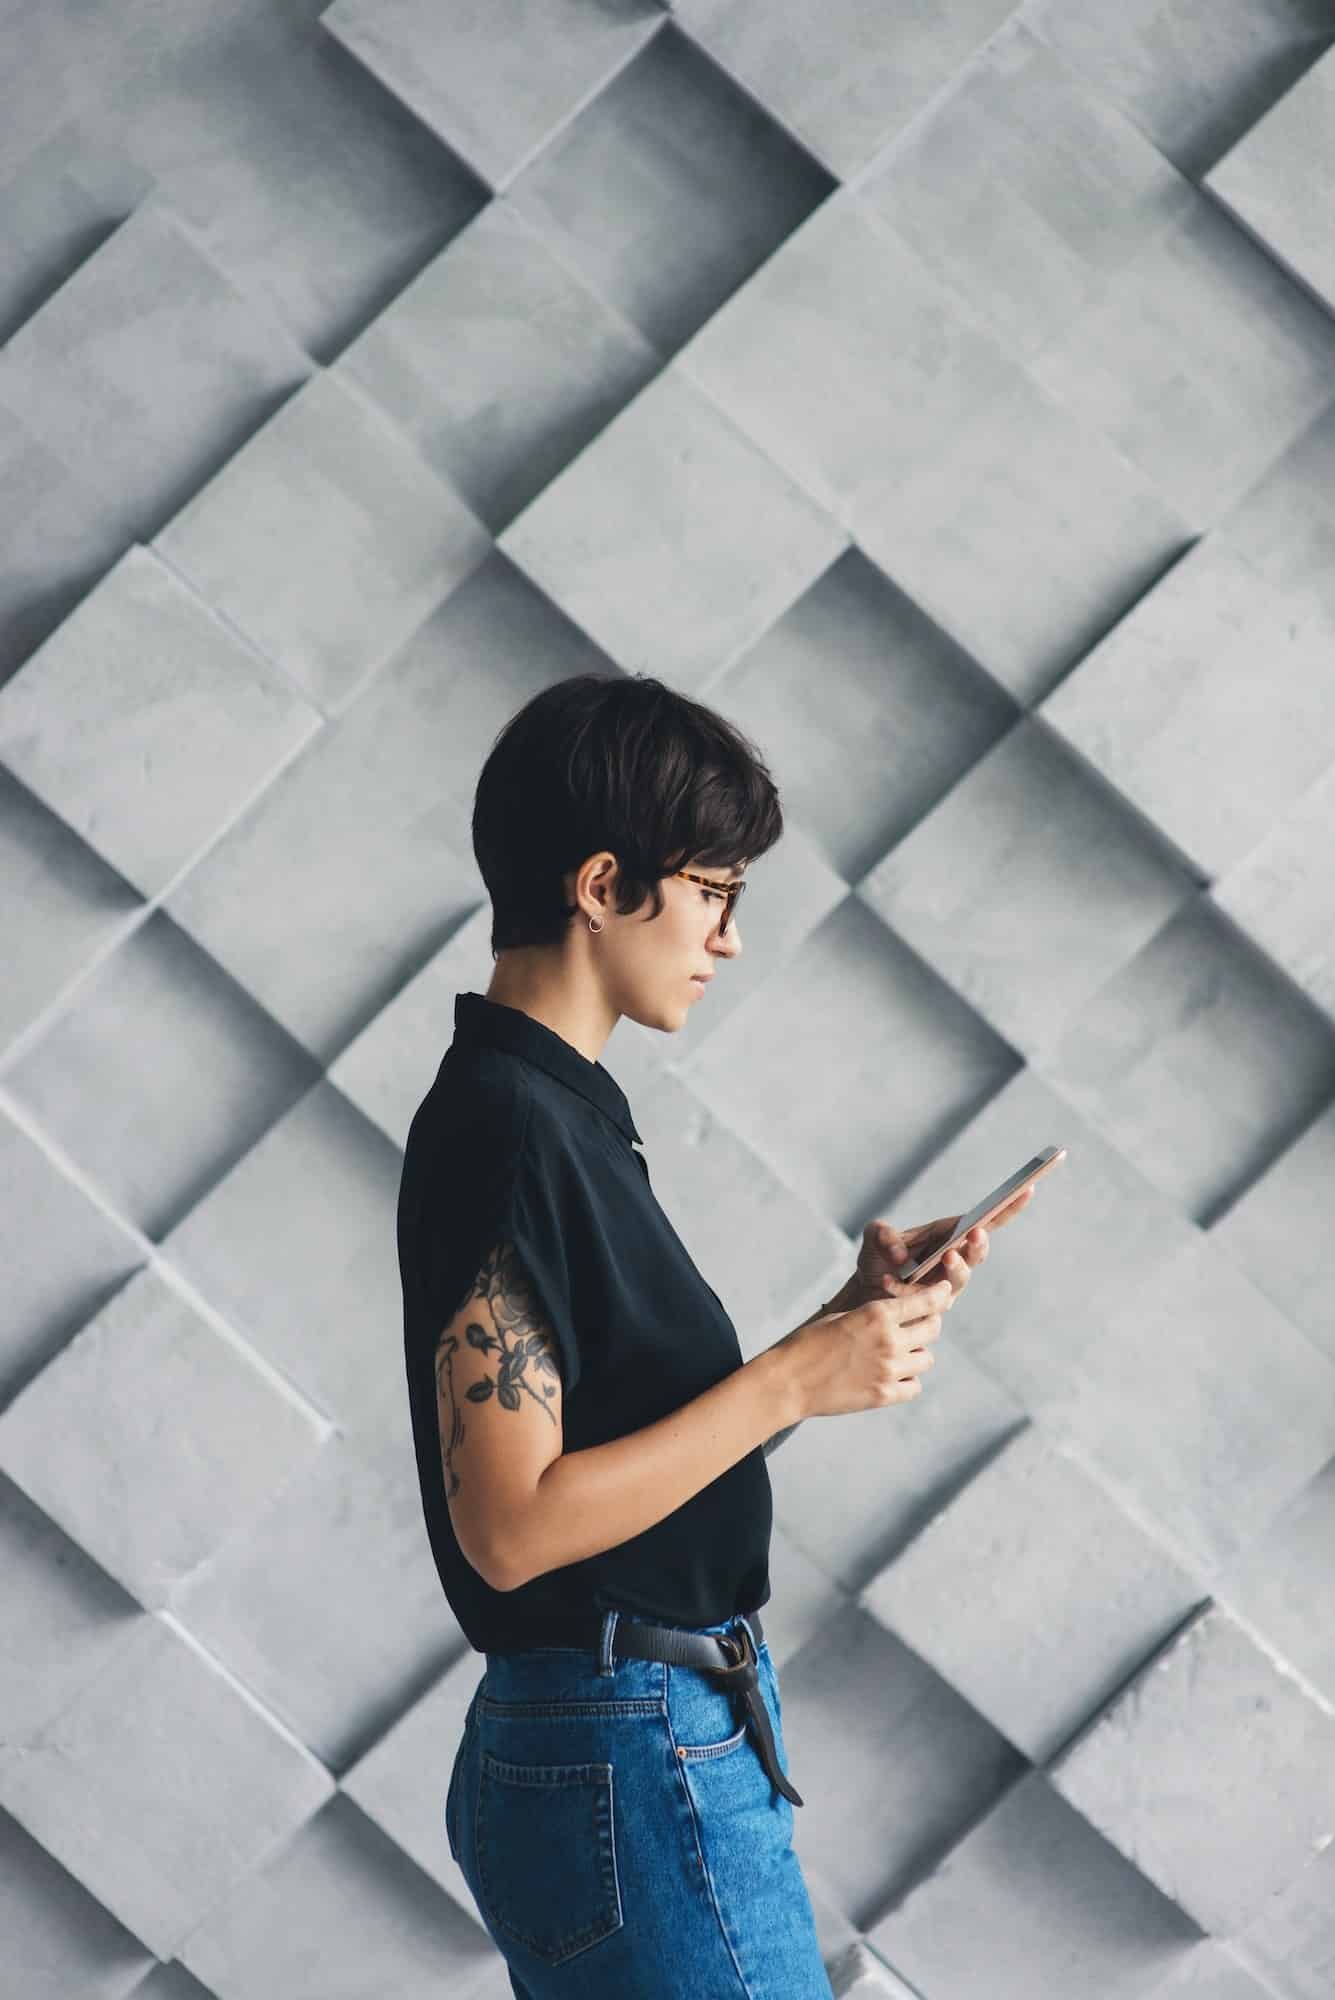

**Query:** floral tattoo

left=435, top=1242, right=562, bottom=1498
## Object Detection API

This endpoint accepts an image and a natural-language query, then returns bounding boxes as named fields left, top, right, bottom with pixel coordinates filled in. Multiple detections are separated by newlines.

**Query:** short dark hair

left=472, top=672, right=784, bottom=957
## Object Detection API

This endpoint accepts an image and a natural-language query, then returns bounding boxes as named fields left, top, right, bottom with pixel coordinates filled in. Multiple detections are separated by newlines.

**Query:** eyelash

left=701, top=888, right=726, bottom=904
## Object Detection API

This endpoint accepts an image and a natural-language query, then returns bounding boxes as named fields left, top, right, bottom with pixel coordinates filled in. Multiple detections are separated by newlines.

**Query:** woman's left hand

left=853, top=1185, right=1036, bottom=1307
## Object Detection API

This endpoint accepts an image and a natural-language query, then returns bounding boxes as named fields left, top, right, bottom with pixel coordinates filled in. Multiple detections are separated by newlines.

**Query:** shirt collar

left=451, top=992, right=643, bottom=1146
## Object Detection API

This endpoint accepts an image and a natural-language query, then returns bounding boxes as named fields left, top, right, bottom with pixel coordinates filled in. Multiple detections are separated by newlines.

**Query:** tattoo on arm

left=434, top=1242, right=563, bottom=1498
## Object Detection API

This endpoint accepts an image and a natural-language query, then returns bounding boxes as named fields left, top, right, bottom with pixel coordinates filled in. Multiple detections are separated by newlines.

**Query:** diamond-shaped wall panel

left=73, top=9, right=487, bottom=359
left=5, top=3, right=1335, bottom=1995
left=679, top=187, right=1194, bottom=696
left=5, top=908, right=322, bottom=1243
left=0, top=199, right=312, bottom=548
left=500, top=363, right=847, bottom=685
left=0, top=762, right=143, bottom=1049
left=0, top=544, right=321, bottom=900
left=1206, top=46, right=1335, bottom=314
left=860, top=1424, right=1204, bottom=1763
left=155, top=370, right=490, bottom=710
left=1020, top=0, right=1335, bottom=180
left=867, top=1768, right=1201, bottom=1999
left=162, top=554, right=613, bottom=1061
left=0, top=1612, right=333, bottom=1961
left=0, top=393, right=141, bottom=684
left=855, top=19, right=1198, bottom=366
left=1042, top=536, right=1335, bottom=878
left=1026, top=193, right=1335, bottom=524
left=0, top=1111, right=140, bottom=1401
left=1039, top=898, right=1335, bottom=1229
left=335, top=197, right=661, bottom=533
left=502, top=22, right=836, bottom=355
left=0, top=1808, right=155, bottom=1999
left=679, top=0, right=1020, bottom=181
left=321, top=0, right=662, bottom=192
left=1049, top=1602, right=1335, bottom=1937
left=0, top=1262, right=329, bottom=1610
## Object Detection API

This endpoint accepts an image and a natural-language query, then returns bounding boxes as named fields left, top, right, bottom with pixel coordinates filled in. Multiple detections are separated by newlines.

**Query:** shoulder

left=430, top=1048, right=533, bottom=1158
left=419, top=1057, right=598, bottom=1224
left=400, top=1055, right=533, bottom=1251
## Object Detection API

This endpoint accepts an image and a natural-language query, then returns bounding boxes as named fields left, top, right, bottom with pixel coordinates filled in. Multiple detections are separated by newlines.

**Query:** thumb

left=879, top=1226, right=907, bottom=1263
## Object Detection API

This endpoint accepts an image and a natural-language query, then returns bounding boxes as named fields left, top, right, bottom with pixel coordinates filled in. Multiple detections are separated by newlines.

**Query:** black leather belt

left=609, top=1610, right=803, bottom=1808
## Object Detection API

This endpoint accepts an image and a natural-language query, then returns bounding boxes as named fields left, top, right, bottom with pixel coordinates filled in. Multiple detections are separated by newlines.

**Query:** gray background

left=3, top=3, right=1335, bottom=1996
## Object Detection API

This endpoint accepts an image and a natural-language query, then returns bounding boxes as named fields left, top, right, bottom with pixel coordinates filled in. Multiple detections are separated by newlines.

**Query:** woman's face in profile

left=613, top=864, right=745, bottom=1031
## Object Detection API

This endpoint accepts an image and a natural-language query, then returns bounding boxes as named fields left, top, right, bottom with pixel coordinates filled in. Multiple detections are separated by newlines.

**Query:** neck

left=484, top=955, right=619, bottom=1065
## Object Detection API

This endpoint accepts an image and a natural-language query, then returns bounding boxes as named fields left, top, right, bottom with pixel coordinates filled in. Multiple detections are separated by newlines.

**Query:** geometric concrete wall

left=3, top=4, right=1335, bottom=1995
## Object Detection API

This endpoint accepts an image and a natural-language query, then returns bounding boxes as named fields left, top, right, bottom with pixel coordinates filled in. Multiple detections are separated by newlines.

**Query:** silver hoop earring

left=588, top=915, right=604, bottom=933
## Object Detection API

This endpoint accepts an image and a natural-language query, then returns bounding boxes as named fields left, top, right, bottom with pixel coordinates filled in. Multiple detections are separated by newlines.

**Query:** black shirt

left=396, top=991, right=773, bottom=1653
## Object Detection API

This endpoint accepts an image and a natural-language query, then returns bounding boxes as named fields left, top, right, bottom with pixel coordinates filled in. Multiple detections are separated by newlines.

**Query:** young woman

left=395, top=673, right=972, bottom=1998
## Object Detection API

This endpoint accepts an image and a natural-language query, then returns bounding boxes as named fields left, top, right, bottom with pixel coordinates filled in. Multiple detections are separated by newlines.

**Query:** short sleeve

left=418, top=1078, right=583, bottom=1403
left=505, top=1148, right=583, bottom=1401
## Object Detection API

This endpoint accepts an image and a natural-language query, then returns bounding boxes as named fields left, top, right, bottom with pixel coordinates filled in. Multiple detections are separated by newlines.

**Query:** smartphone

left=893, top=1146, right=1068, bottom=1284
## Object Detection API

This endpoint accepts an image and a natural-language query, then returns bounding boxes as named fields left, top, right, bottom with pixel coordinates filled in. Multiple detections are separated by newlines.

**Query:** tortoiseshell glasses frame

left=671, top=869, right=747, bottom=935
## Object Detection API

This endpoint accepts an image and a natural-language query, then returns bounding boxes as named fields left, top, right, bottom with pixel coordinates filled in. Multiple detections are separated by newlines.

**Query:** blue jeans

left=445, top=1609, right=833, bottom=1998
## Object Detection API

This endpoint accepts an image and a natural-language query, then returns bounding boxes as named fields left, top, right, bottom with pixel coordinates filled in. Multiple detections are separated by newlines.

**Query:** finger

left=876, top=1225, right=908, bottom=1266
left=897, top=1282, right=953, bottom=1322
left=995, top=1190, right=1034, bottom=1228
left=877, top=1218, right=955, bottom=1265
left=941, top=1248, right=966, bottom=1291
left=879, top=1268, right=944, bottom=1298
left=887, top=1254, right=959, bottom=1292
left=880, top=1224, right=989, bottom=1299
left=895, top=1347, right=936, bottom=1380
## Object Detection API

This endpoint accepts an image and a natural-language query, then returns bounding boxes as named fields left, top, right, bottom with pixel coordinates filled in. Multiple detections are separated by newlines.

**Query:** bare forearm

left=762, top=1276, right=860, bottom=1456
left=761, top=1421, right=800, bottom=1457
left=505, top=1344, right=801, bottom=1590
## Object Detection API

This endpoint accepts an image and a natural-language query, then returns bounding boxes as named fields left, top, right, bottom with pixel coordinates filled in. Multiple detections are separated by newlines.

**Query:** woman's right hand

left=786, top=1280, right=954, bottom=1418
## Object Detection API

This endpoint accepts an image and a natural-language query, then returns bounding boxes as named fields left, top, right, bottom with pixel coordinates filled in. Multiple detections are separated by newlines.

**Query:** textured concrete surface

left=2, top=3, right=1335, bottom=1996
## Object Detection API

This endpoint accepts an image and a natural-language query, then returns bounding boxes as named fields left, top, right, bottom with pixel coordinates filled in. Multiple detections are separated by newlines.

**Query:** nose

left=714, top=913, right=743, bottom=959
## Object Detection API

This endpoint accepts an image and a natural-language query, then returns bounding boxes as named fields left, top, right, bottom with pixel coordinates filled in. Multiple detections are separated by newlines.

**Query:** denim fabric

left=444, top=1609, right=833, bottom=1999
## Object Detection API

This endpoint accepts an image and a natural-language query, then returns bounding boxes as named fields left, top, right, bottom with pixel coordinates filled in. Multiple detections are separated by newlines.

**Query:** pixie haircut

left=473, top=672, right=784, bottom=958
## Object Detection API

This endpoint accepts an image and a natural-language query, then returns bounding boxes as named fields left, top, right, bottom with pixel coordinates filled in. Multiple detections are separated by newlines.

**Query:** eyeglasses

left=672, top=869, right=747, bottom=936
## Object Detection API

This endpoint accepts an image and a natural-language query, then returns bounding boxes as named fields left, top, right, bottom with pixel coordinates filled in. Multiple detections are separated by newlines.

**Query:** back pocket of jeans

left=476, top=1751, right=623, bottom=1965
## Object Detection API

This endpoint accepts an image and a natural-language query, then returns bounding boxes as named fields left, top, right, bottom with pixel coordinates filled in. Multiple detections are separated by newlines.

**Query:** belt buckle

left=711, top=1620, right=755, bottom=1679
